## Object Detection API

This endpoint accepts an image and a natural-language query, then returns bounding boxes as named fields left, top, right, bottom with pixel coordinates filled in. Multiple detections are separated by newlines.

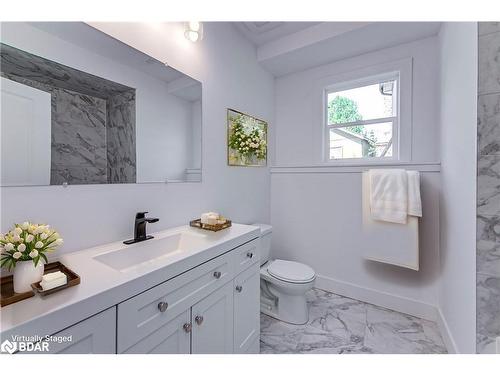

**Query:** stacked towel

left=368, top=169, right=422, bottom=224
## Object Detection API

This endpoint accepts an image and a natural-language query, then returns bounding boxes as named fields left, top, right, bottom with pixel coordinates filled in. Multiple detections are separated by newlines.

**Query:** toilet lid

left=267, top=260, right=315, bottom=283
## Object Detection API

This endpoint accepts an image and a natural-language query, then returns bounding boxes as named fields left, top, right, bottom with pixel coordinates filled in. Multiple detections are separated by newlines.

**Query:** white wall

left=0, top=22, right=274, bottom=255
left=271, top=37, right=442, bottom=319
left=438, top=22, right=477, bottom=353
left=274, top=37, right=440, bottom=166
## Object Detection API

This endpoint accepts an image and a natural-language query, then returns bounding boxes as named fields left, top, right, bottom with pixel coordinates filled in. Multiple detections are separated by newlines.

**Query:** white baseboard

left=436, top=307, right=459, bottom=353
left=315, top=274, right=438, bottom=321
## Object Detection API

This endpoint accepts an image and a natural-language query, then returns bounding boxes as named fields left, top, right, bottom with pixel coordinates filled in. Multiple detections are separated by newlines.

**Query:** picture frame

left=227, top=108, right=268, bottom=167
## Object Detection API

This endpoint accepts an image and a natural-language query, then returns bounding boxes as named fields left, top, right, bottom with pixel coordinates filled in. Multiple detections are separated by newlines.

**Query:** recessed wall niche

left=0, top=43, right=136, bottom=185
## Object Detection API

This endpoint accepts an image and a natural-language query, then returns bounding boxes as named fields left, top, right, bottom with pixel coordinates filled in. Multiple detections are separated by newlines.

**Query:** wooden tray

left=190, top=218, right=232, bottom=232
left=31, top=261, right=80, bottom=296
left=1, top=275, right=35, bottom=307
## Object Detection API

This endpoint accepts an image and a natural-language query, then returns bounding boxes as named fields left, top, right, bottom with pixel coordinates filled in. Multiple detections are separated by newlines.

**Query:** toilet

left=253, top=223, right=316, bottom=325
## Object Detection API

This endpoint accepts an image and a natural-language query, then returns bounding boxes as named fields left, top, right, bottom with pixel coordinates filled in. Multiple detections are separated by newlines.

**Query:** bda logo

left=1, top=339, right=17, bottom=354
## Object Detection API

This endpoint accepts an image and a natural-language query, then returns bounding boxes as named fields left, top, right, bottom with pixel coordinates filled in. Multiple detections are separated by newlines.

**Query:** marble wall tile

left=107, top=91, right=136, bottom=183
left=478, top=93, right=500, bottom=155
left=1, top=43, right=132, bottom=99
left=51, top=165, right=107, bottom=185
left=477, top=273, right=500, bottom=353
left=477, top=27, right=500, bottom=353
left=478, top=32, right=500, bottom=95
left=51, top=88, right=107, bottom=184
left=477, top=154, right=500, bottom=216
left=477, top=215, right=500, bottom=276
left=479, top=22, right=500, bottom=36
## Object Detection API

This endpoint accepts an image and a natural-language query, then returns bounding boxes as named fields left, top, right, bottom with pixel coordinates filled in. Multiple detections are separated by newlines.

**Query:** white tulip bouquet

left=0, top=222, right=63, bottom=270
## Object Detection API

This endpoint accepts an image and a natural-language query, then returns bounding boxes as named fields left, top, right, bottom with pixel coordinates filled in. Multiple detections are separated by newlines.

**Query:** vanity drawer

left=232, top=238, right=260, bottom=275
left=117, top=252, right=232, bottom=353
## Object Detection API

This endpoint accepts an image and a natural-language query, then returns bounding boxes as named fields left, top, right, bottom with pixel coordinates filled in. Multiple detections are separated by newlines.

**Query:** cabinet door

left=233, top=263, right=260, bottom=353
left=117, top=252, right=232, bottom=353
left=122, top=309, right=191, bottom=354
left=191, top=282, right=233, bottom=354
left=47, top=307, right=116, bottom=354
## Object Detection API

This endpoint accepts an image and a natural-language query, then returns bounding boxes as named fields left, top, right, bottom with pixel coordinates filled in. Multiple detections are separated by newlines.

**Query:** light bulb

left=189, top=21, right=200, bottom=32
left=187, top=30, right=199, bottom=42
left=184, top=21, right=203, bottom=42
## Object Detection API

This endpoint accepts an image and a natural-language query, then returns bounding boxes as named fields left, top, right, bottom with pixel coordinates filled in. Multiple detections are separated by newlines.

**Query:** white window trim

left=312, top=58, right=413, bottom=167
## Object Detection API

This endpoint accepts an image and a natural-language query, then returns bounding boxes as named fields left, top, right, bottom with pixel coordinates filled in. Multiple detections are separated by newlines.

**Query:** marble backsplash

left=477, top=22, right=500, bottom=354
left=0, top=42, right=136, bottom=184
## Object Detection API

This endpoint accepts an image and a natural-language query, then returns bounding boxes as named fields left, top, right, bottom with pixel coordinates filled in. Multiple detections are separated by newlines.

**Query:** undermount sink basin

left=93, top=231, right=209, bottom=272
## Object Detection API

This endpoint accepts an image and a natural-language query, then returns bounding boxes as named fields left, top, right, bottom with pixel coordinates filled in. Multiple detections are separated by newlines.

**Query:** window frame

left=323, top=71, right=400, bottom=163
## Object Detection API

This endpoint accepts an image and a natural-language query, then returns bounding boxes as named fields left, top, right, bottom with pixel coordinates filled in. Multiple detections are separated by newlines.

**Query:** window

left=324, top=73, right=399, bottom=162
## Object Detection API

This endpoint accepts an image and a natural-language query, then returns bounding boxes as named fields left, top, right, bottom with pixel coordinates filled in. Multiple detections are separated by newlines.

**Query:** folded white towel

left=369, top=169, right=408, bottom=224
left=41, top=271, right=65, bottom=282
left=40, top=271, right=67, bottom=290
left=407, top=171, right=422, bottom=217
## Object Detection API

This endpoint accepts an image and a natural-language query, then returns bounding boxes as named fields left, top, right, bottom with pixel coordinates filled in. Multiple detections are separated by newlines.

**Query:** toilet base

left=260, top=278, right=314, bottom=325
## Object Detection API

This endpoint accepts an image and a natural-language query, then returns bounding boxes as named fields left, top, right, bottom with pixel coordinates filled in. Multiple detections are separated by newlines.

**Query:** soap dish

left=31, top=261, right=80, bottom=296
left=190, top=218, right=232, bottom=232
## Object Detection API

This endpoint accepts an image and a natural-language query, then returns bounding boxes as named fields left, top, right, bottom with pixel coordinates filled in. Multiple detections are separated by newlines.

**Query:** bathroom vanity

left=0, top=224, right=261, bottom=354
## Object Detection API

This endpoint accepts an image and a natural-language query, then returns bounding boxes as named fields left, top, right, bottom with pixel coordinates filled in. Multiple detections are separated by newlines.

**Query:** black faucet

left=124, top=212, right=159, bottom=245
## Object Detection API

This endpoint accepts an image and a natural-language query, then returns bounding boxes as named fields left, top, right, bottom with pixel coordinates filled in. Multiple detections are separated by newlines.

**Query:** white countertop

left=0, top=223, right=259, bottom=339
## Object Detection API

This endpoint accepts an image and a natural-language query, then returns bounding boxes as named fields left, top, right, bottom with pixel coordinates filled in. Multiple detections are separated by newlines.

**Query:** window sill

left=269, top=161, right=441, bottom=174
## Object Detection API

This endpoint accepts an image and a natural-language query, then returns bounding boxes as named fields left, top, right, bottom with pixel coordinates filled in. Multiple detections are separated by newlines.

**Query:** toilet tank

left=252, top=223, right=272, bottom=265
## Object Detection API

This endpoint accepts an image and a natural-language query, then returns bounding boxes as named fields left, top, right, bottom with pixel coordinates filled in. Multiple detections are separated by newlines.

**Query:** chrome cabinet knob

left=195, top=315, right=204, bottom=325
left=235, top=285, right=243, bottom=293
left=157, top=301, right=168, bottom=312
left=183, top=323, right=192, bottom=333
left=213, top=271, right=222, bottom=279
left=246, top=252, right=253, bottom=258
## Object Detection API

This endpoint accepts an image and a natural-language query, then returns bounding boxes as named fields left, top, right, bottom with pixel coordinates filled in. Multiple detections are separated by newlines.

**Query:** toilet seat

left=267, top=259, right=315, bottom=284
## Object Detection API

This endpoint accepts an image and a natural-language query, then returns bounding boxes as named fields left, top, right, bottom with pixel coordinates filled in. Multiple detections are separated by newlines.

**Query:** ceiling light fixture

left=184, top=21, right=203, bottom=42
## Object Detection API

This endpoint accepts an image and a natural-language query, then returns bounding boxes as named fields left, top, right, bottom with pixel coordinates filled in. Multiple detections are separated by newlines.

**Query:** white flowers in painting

left=0, top=222, right=63, bottom=270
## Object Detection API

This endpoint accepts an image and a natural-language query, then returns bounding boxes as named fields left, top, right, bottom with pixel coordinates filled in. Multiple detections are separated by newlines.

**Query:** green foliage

left=328, top=96, right=362, bottom=124
left=328, top=96, right=378, bottom=157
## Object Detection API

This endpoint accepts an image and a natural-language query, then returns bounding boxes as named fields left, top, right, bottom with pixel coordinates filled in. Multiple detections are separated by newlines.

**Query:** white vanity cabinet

left=3, top=229, right=262, bottom=355
left=117, top=238, right=260, bottom=354
left=191, top=282, right=234, bottom=353
left=233, top=263, right=261, bottom=353
left=47, top=307, right=116, bottom=354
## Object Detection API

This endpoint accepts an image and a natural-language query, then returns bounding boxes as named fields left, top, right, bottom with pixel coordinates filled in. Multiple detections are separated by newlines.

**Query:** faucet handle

left=135, top=212, right=149, bottom=219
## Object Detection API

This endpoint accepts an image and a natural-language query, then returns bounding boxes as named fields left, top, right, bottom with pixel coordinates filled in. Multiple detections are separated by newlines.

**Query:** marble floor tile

left=260, top=288, right=447, bottom=354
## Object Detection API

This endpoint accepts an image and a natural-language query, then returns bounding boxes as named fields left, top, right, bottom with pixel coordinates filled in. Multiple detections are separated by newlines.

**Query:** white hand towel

left=406, top=171, right=422, bottom=217
left=369, top=169, right=408, bottom=224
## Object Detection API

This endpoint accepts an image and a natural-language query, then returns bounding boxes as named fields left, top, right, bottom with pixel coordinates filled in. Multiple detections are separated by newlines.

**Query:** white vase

left=13, top=260, right=44, bottom=293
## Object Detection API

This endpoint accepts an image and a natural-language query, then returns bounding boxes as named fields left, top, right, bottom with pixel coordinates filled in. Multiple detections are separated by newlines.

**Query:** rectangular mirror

left=0, top=22, right=202, bottom=186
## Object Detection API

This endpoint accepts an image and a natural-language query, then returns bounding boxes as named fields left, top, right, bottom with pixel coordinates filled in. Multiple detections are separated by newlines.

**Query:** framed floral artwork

left=227, top=109, right=267, bottom=167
